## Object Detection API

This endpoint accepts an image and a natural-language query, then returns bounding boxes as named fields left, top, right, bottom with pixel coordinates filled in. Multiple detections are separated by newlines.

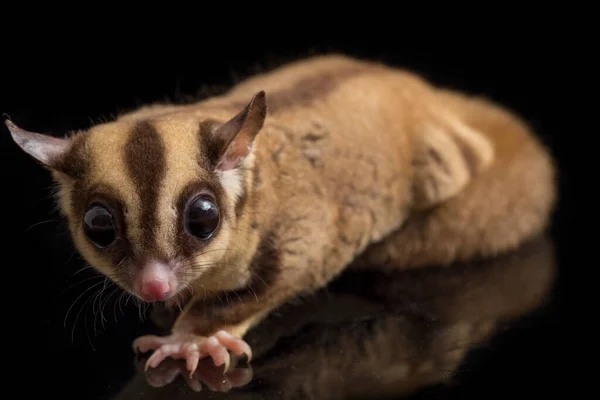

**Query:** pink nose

left=141, top=279, right=171, bottom=302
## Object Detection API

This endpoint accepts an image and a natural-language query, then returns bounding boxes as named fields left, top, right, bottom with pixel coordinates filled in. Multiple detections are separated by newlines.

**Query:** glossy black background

left=2, top=15, right=580, bottom=399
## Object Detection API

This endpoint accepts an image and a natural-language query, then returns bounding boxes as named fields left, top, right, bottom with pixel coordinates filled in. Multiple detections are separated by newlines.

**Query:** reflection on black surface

left=107, top=235, right=556, bottom=399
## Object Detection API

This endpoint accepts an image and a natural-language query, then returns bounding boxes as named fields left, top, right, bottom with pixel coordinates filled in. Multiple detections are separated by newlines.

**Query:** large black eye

left=83, top=204, right=117, bottom=248
left=186, top=196, right=220, bottom=240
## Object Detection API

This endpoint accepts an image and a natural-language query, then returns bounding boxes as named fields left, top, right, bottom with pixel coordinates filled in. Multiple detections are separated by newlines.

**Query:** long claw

left=145, top=345, right=174, bottom=371
left=133, top=334, right=167, bottom=354
left=202, top=337, right=229, bottom=369
left=215, top=330, right=253, bottom=362
left=184, top=343, right=201, bottom=377
left=223, top=353, right=231, bottom=373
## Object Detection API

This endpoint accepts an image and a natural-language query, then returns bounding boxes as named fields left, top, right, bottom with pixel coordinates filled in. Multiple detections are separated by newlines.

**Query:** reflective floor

left=38, top=233, right=561, bottom=399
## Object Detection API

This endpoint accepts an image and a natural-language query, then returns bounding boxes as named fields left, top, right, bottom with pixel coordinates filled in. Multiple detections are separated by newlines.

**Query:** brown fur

left=7, top=54, right=557, bottom=343
left=115, top=234, right=556, bottom=398
left=351, top=84, right=557, bottom=269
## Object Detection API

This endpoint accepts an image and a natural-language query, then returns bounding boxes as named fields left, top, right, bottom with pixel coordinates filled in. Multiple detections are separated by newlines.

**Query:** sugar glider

left=7, top=54, right=557, bottom=375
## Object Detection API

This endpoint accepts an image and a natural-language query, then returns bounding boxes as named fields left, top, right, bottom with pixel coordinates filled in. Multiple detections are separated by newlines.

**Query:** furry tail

left=353, top=91, right=558, bottom=269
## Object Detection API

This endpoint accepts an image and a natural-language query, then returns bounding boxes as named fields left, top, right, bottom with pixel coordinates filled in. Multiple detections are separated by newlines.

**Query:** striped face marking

left=9, top=55, right=375, bottom=304
left=7, top=91, right=267, bottom=303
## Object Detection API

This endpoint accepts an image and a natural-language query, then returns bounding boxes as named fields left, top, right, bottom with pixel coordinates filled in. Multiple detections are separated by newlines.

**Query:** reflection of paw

left=136, top=355, right=253, bottom=392
left=133, top=330, right=252, bottom=376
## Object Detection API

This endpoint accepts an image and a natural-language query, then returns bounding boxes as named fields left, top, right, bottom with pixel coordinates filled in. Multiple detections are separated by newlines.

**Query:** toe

left=145, top=343, right=181, bottom=370
left=182, top=343, right=201, bottom=376
left=133, top=334, right=167, bottom=353
left=215, top=330, right=253, bottom=361
left=201, top=336, right=231, bottom=370
left=187, top=352, right=201, bottom=376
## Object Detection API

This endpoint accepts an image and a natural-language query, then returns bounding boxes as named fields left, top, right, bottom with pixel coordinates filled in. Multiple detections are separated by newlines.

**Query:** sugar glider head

left=7, top=91, right=267, bottom=303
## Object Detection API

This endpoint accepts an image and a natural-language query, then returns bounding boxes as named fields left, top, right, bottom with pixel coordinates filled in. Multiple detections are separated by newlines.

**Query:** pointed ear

left=213, top=91, right=267, bottom=171
left=5, top=119, right=70, bottom=169
left=411, top=112, right=495, bottom=210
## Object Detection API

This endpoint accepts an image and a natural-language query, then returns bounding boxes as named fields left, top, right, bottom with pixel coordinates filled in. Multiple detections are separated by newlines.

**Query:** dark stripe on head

left=124, top=121, right=167, bottom=258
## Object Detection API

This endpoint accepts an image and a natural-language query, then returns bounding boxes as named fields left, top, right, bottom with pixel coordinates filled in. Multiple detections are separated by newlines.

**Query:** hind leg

left=356, top=89, right=555, bottom=272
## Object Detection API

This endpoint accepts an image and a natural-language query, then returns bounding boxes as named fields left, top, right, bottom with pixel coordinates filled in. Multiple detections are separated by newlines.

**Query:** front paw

left=135, top=356, right=253, bottom=393
left=133, top=330, right=252, bottom=376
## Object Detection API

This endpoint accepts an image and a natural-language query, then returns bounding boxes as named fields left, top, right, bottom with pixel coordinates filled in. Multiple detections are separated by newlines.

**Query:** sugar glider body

left=7, top=54, right=556, bottom=374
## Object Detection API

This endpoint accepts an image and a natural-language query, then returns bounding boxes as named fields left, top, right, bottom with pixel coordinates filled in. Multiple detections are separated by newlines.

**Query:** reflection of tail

left=355, top=92, right=557, bottom=269
left=347, top=235, right=557, bottom=323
